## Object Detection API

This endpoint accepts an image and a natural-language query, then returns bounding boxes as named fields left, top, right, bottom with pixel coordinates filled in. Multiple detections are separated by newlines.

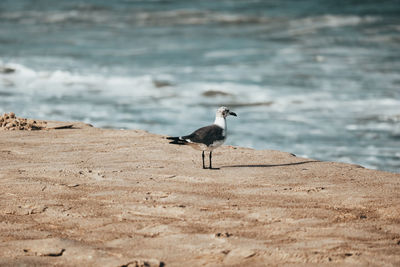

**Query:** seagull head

left=217, top=106, right=237, bottom=118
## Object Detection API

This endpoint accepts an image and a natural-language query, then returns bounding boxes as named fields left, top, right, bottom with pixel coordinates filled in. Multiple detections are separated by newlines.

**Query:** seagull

left=167, top=106, right=237, bottom=169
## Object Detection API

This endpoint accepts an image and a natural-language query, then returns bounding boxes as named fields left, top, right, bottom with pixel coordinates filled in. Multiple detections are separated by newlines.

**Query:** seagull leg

left=209, top=151, right=220, bottom=170
left=209, top=151, right=212, bottom=169
left=202, top=151, right=206, bottom=169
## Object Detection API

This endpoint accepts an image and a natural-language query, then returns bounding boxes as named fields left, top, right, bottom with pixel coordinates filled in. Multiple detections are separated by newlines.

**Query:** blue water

left=1, top=0, right=399, bottom=173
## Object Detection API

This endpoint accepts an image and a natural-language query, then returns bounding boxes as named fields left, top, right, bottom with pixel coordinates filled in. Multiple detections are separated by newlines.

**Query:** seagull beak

left=229, top=111, right=237, bottom=117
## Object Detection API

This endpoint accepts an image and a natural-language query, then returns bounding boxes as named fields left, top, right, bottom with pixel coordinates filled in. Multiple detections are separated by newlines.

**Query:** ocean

left=0, top=0, right=399, bottom=172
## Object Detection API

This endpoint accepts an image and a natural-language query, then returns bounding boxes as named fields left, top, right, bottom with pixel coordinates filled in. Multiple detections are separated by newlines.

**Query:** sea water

left=0, top=0, right=399, bottom=172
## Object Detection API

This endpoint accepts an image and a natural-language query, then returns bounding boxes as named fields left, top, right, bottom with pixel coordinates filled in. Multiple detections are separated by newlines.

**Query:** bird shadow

left=221, top=160, right=320, bottom=168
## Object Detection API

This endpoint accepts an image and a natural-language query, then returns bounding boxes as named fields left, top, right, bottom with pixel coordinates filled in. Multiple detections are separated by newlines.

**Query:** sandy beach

left=0, top=119, right=399, bottom=266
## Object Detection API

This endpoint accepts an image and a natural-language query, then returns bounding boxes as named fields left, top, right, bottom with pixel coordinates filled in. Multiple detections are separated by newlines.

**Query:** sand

left=0, top=119, right=399, bottom=266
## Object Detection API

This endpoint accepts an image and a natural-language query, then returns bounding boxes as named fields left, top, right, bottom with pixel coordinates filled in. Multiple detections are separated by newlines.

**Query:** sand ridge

left=0, top=119, right=399, bottom=266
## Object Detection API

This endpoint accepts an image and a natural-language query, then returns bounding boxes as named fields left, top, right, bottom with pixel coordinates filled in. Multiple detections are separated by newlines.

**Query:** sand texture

left=0, top=120, right=399, bottom=266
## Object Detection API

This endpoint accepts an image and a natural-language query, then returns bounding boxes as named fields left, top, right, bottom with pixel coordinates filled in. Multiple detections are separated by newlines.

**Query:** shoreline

left=1, top=120, right=399, bottom=266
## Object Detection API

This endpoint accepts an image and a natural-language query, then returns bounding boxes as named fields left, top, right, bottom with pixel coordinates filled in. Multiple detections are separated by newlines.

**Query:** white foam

left=288, top=15, right=379, bottom=34
left=0, top=10, right=109, bottom=25
left=204, top=49, right=260, bottom=59
left=135, top=10, right=269, bottom=26
left=1, top=62, right=164, bottom=97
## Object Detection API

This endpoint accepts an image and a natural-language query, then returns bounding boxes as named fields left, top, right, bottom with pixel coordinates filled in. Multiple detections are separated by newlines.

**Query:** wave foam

left=0, top=8, right=269, bottom=26
left=287, top=15, right=379, bottom=35
left=0, top=62, right=167, bottom=97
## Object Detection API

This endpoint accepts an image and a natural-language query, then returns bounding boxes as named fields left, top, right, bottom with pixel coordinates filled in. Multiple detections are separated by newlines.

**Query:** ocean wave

left=204, top=49, right=261, bottom=59
left=134, top=10, right=270, bottom=26
left=0, top=10, right=110, bottom=24
left=0, top=61, right=170, bottom=97
left=0, top=9, right=269, bottom=26
left=0, top=7, right=381, bottom=32
left=286, top=15, right=380, bottom=35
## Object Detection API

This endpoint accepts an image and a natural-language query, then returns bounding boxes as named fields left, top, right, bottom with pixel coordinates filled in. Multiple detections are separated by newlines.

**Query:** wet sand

left=0, top=120, right=399, bottom=266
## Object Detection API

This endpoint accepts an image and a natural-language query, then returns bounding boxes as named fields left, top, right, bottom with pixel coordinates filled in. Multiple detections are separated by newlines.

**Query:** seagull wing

left=182, top=124, right=224, bottom=146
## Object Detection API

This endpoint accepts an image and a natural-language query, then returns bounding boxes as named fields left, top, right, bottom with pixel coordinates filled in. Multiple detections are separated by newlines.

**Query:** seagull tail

left=166, top=136, right=188, bottom=145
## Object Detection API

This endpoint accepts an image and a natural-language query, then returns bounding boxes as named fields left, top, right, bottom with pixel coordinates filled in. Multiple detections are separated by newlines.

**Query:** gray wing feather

left=183, top=125, right=224, bottom=146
